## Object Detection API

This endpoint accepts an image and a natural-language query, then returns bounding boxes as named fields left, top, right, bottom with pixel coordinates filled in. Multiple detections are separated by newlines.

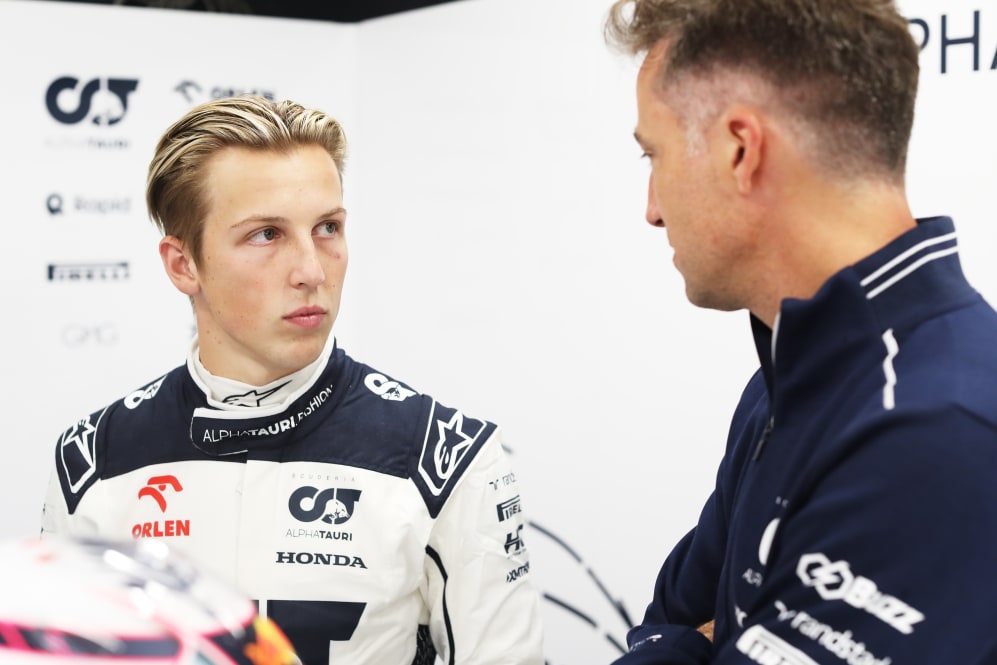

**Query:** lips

left=284, top=306, right=327, bottom=329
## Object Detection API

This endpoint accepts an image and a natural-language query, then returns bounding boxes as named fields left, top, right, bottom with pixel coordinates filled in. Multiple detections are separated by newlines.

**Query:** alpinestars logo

left=222, top=383, right=288, bottom=407
left=59, top=413, right=103, bottom=494
left=289, top=487, right=361, bottom=525
left=435, top=412, right=474, bottom=480
left=796, top=553, right=924, bottom=635
left=364, top=373, right=416, bottom=401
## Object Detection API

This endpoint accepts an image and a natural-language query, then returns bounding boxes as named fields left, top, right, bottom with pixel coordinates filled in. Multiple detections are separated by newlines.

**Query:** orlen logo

left=45, top=76, right=138, bottom=126
left=288, top=487, right=361, bottom=525
left=138, top=475, right=183, bottom=512
left=796, top=552, right=924, bottom=634
left=133, top=475, right=189, bottom=539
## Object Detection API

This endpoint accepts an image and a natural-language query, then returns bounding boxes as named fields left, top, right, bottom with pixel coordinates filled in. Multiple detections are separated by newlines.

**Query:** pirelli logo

left=496, top=495, right=522, bottom=522
left=736, top=625, right=818, bottom=665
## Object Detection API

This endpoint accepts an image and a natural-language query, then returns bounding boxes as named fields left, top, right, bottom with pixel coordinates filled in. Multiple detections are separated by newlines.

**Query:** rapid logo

left=364, top=373, right=416, bottom=401
left=496, top=495, right=522, bottom=522
left=45, top=76, right=138, bottom=126
left=797, top=553, right=924, bottom=635
left=133, top=475, right=189, bottom=539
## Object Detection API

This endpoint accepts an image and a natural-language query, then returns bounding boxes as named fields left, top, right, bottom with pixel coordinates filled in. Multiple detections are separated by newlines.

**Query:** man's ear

left=159, top=235, right=200, bottom=296
left=721, top=107, right=764, bottom=195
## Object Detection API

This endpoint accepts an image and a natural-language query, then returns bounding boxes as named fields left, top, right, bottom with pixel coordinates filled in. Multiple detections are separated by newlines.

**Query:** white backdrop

left=1, top=1, right=995, bottom=663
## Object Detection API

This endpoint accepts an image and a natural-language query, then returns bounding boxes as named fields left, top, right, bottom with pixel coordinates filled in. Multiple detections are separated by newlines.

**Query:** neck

left=750, top=176, right=916, bottom=327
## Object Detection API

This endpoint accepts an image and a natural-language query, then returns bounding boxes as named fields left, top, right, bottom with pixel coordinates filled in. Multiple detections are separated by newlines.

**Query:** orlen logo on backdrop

left=45, top=76, right=138, bottom=126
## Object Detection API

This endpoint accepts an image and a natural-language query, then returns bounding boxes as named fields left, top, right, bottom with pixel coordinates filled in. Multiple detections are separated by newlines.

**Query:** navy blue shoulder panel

left=55, top=364, right=196, bottom=514
left=54, top=347, right=497, bottom=519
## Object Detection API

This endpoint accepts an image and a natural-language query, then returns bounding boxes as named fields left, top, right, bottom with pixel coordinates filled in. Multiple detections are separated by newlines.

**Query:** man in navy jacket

left=606, top=1, right=997, bottom=663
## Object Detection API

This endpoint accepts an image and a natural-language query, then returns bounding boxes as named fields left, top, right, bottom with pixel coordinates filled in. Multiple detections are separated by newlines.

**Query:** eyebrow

left=633, top=131, right=648, bottom=148
left=234, top=207, right=347, bottom=227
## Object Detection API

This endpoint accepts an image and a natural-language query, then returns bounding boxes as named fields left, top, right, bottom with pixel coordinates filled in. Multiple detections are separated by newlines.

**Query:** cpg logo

left=288, top=487, right=361, bottom=525
left=45, top=76, right=139, bottom=126
left=138, top=475, right=183, bottom=512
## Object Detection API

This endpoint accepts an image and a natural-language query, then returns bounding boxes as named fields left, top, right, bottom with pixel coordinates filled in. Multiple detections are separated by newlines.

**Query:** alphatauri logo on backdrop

left=908, top=9, right=997, bottom=73
left=45, top=76, right=139, bottom=126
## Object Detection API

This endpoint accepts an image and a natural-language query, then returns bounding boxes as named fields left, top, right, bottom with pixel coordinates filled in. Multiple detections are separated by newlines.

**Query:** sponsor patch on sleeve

left=414, top=402, right=496, bottom=516
left=58, top=407, right=108, bottom=502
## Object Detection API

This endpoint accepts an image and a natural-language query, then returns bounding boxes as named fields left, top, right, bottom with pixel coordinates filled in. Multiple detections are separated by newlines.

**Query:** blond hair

left=146, top=95, right=348, bottom=263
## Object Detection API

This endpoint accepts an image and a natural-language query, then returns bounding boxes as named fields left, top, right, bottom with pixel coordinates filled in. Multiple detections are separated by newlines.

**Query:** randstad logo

left=45, top=76, right=139, bottom=126
left=288, top=487, right=361, bottom=525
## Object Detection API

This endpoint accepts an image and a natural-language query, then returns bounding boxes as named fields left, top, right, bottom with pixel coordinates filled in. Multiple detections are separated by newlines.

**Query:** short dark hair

left=606, top=0, right=920, bottom=178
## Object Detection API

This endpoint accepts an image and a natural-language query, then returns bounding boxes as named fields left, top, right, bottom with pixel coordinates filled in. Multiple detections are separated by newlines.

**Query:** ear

left=720, top=107, right=764, bottom=195
left=159, top=235, right=200, bottom=296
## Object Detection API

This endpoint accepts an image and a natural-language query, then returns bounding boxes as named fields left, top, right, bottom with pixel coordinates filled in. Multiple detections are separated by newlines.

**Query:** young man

left=605, top=1, right=997, bottom=664
left=41, top=96, right=544, bottom=665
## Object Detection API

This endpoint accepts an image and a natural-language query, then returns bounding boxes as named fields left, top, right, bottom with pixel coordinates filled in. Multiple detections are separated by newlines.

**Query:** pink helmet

left=0, top=536, right=299, bottom=665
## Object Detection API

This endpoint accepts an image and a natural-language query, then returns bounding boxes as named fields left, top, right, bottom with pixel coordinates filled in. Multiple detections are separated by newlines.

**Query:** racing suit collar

left=187, top=334, right=336, bottom=411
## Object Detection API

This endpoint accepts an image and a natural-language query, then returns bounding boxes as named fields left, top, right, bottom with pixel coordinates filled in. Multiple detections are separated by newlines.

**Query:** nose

left=290, top=238, right=326, bottom=288
left=645, top=175, right=664, bottom=228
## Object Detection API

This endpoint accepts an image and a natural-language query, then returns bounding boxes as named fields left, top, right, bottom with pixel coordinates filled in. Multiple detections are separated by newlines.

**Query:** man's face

left=634, top=44, right=750, bottom=312
left=188, top=144, right=348, bottom=385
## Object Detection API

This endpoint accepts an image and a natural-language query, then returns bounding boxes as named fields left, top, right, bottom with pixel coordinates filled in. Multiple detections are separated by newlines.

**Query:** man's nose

left=646, top=175, right=664, bottom=227
left=291, top=239, right=326, bottom=287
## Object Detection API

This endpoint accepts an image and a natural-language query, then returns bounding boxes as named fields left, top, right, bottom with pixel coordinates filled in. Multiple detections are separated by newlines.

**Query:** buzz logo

left=364, top=373, right=416, bottom=401
left=796, top=552, right=925, bottom=635
left=288, top=487, right=361, bottom=525
left=496, top=495, right=522, bottom=522
left=45, top=76, right=139, bottom=126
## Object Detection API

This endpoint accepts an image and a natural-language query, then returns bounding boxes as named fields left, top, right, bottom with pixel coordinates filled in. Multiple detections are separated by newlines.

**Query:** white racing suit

left=42, top=341, right=544, bottom=665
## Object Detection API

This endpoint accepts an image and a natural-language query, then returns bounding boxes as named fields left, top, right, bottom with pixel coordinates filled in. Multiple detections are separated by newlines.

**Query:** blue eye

left=317, top=221, right=339, bottom=237
left=249, top=228, right=277, bottom=243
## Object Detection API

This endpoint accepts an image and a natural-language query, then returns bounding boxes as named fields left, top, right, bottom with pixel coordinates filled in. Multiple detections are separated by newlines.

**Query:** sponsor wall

left=1, top=0, right=995, bottom=663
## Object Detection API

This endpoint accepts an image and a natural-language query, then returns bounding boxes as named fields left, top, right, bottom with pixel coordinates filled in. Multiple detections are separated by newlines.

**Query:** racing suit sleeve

left=613, top=372, right=769, bottom=665
left=421, top=429, right=545, bottom=664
